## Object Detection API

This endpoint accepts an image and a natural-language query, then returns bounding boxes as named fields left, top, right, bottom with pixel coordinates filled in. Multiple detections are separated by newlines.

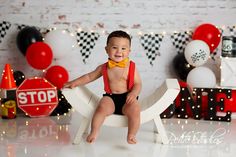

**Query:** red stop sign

left=16, top=77, right=58, bottom=117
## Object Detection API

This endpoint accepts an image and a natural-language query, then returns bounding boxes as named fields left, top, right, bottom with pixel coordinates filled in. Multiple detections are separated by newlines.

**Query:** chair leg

left=73, top=117, right=90, bottom=144
left=153, top=116, right=169, bottom=144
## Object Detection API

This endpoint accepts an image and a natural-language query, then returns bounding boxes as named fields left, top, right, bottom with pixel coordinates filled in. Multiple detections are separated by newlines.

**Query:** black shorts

left=103, top=92, right=138, bottom=115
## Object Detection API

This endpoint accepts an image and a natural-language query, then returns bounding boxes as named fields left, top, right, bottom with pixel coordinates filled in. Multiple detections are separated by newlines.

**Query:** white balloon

left=44, top=29, right=76, bottom=59
left=184, top=40, right=210, bottom=67
left=187, top=66, right=216, bottom=88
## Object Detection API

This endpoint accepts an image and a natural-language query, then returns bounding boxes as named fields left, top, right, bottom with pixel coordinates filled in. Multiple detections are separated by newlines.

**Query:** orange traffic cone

left=0, top=64, right=16, bottom=89
left=0, top=64, right=17, bottom=119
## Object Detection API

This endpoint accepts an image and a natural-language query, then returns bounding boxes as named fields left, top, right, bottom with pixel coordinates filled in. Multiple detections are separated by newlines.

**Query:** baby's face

left=105, top=37, right=131, bottom=62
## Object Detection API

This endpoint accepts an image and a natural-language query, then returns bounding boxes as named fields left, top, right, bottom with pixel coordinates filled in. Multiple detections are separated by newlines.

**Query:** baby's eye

left=122, top=47, right=127, bottom=50
left=112, top=46, right=117, bottom=49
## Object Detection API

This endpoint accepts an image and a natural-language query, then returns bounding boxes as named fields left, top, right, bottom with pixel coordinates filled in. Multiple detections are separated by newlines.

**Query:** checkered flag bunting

left=228, top=25, right=236, bottom=36
left=76, top=31, right=100, bottom=63
left=16, top=24, right=50, bottom=34
left=16, top=24, right=27, bottom=30
left=0, top=21, right=11, bottom=43
left=140, top=33, right=164, bottom=66
left=170, top=31, right=193, bottom=54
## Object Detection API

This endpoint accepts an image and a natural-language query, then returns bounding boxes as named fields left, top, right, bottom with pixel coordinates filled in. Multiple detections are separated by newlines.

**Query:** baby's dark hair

left=106, top=30, right=131, bottom=46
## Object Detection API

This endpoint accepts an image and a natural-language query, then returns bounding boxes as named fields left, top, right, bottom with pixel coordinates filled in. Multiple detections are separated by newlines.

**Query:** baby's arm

left=126, top=68, right=142, bottom=104
left=63, top=65, right=103, bottom=88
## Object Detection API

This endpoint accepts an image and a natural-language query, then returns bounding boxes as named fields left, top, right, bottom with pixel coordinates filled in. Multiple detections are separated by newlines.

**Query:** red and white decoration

left=16, top=77, right=58, bottom=117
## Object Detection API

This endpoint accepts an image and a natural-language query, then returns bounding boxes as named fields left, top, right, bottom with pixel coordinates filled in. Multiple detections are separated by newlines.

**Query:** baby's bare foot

left=86, top=133, right=97, bottom=143
left=127, top=134, right=137, bottom=144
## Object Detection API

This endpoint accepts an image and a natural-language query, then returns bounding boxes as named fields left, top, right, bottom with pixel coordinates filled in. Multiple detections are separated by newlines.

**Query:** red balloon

left=45, top=65, right=69, bottom=89
left=26, top=42, right=53, bottom=70
left=178, top=80, right=188, bottom=88
left=192, top=23, right=221, bottom=53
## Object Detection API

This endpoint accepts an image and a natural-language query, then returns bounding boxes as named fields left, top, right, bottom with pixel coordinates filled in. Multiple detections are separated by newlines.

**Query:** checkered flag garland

left=170, top=31, right=193, bottom=54
left=228, top=25, right=236, bottom=36
left=0, top=21, right=11, bottom=43
left=76, top=31, right=100, bottom=63
left=16, top=24, right=27, bottom=30
left=140, top=33, right=164, bottom=66
left=16, top=24, right=50, bottom=34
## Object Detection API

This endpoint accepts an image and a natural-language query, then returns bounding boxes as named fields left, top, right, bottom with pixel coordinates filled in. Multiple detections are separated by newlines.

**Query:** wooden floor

left=0, top=111, right=236, bottom=157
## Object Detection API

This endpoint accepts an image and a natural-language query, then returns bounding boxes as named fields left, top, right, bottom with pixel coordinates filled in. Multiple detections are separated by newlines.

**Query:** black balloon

left=173, top=53, right=194, bottom=81
left=13, top=71, right=25, bottom=86
left=50, top=90, right=72, bottom=116
left=16, top=26, right=43, bottom=55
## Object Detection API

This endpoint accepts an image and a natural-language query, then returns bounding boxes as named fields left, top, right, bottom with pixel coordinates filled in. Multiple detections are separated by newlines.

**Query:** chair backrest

left=62, top=86, right=99, bottom=118
left=140, top=79, right=180, bottom=123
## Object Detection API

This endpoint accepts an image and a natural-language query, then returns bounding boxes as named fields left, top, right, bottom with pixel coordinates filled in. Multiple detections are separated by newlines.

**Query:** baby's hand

left=126, top=93, right=137, bottom=105
left=63, top=81, right=77, bottom=89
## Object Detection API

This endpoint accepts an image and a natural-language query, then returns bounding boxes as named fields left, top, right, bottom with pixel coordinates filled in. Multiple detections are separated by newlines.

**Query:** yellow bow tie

left=108, top=58, right=129, bottom=68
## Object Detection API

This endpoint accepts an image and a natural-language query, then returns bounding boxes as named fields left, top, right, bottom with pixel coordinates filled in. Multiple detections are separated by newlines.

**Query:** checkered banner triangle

left=16, top=24, right=50, bottom=34
left=140, top=33, right=164, bottom=66
left=0, top=21, right=11, bottom=43
left=76, top=31, right=100, bottom=63
left=170, top=31, right=193, bottom=54
left=228, top=25, right=236, bottom=36
left=16, top=24, right=28, bottom=30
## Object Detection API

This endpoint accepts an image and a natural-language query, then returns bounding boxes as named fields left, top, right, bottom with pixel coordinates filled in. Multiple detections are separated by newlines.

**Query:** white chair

left=62, top=79, right=180, bottom=144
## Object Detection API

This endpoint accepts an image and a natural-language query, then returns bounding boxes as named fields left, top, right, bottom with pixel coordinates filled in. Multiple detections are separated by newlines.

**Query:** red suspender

left=102, top=63, right=112, bottom=94
left=102, top=61, right=135, bottom=94
left=128, top=61, right=135, bottom=90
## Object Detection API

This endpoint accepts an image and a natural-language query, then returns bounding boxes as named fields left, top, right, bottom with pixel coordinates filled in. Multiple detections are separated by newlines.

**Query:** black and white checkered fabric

left=228, top=25, right=236, bottom=36
left=16, top=24, right=49, bottom=34
left=16, top=24, right=27, bottom=30
left=140, top=33, right=164, bottom=66
left=76, top=31, right=100, bottom=63
left=0, top=21, right=11, bottom=43
left=170, top=31, right=193, bottom=54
